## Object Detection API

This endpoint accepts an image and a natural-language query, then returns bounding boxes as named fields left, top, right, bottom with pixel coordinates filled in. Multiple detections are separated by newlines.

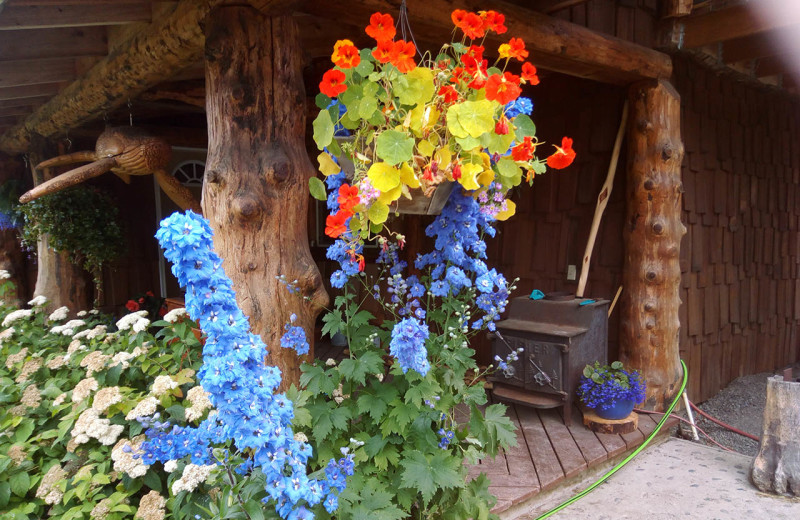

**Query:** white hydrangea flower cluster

left=135, top=490, right=166, bottom=520
left=77, top=310, right=87, bottom=317
left=51, top=318, right=86, bottom=336
left=47, top=306, right=70, bottom=322
left=80, top=351, right=110, bottom=376
left=184, top=385, right=213, bottom=421
left=0, top=326, right=15, bottom=343
left=171, top=463, right=216, bottom=495
left=16, top=358, right=43, bottom=383
left=72, top=377, right=99, bottom=403
left=163, top=459, right=178, bottom=473
left=35, top=464, right=66, bottom=505
left=53, top=392, right=67, bottom=406
left=90, top=497, right=113, bottom=520
left=0, top=269, right=11, bottom=280
left=2, top=309, right=32, bottom=327
left=4, top=347, right=27, bottom=369
left=27, top=295, right=47, bottom=307
left=116, top=311, right=150, bottom=332
left=21, top=384, right=42, bottom=408
left=8, top=445, right=26, bottom=464
left=46, top=355, right=68, bottom=370
left=86, top=324, right=108, bottom=340
left=111, top=437, right=149, bottom=478
left=163, top=307, right=187, bottom=323
left=150, top=375, right=178, bottom=397
left=71, top=408, right=124, bottom=446
left=92, top=386, right=122, bottom=413
left=125, top=396, right=159, bottom=421
left=333, top=383, right=350, bottom=405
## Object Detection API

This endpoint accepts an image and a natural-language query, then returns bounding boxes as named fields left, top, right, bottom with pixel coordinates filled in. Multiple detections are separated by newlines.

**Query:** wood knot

left=233, top=196, right=261, bottom=221
left=644, top=301, right=656, bottom=312
left=247, top=262, right=258, bottom=272
left=661, top=145, right=674, bottom=161
left=645, top=317, right=656, bottom=330
left=645, top=270, right=658, bottom=282
left=643, top=179, right=655, bottom=190
left=637, top=119, right=653, bottom=132
left=205, top=169, right=222, bottom=184
left=272, top=162, right=291, bottom=183
left=652, top=220, right=664, bottom=234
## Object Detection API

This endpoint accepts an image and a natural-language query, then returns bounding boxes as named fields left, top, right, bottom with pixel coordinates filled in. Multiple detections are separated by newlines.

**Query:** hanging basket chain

left=396, top=0, right=422, bottom=58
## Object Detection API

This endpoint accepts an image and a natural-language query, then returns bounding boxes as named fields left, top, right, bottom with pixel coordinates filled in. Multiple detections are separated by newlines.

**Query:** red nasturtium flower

left=438, top=85, right=459, bottom=103
left=547, top=137, right=577, bottom=169
left=125, top=300, right=140, bottom=312
left=521, top=62, right=540, bottom=85
left=495, top=117, right=509, bottom=135
left=451, top=9, right=468, bottom=28
left=485, top=72, right=522, bottom=105
left=498, top=37, right=528, bottom=61
left=331, top=39, right=361, bottom=69
left=390, top=40, right=417, bottom=73
left=337, top=184, right=360, bottom=212
left=511, top=136, right=536, bottom=162
left=461, top=12, right=485, bottom=39
left=325, top=210, right=352, bottom=238
left=480, top=10, right=507, bottom=34
left=320, top=69, right=347, bottom=98
left=366, top=12, right=396, bottom=42
left=372, top=39, right=394, bottom=63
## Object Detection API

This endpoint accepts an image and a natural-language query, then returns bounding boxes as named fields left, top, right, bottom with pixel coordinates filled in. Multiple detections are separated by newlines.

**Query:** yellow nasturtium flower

left=399, top=162, right=420, bottom=189
left=495, top=199, right=516, bottom=221
left=458, top=163, right=482, bottom=190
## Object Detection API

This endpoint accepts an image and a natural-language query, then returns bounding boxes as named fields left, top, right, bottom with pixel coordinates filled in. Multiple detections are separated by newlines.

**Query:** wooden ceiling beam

left=0, top=58, right=76, bottom=88
left=0, top=106, right=36, bottom=117
left=721, top=26, right=800, bottom=63
left=297, top=0, right=672, bottom=84
left=0, top=26, right=107, bottom=61
left=683, top=3, right=800, bottom=48
left=0, top=82, right=65, bottom=100
left=0, top=96, right=51, bottom=109
left=0, top=3, right=151, bottom=29
left=754, top=54, right=792, bottom=78
left=8, top=1, right=152, bottom=5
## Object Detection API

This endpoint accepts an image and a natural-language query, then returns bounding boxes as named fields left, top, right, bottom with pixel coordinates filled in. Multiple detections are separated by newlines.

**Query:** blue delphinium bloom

left=281, top=314, right=310, bottom=356
left=390, top=317, right=431, bottom=375
left=144, top=210, right=350, bottom=519
left=504, top=97, right=533, bottom=118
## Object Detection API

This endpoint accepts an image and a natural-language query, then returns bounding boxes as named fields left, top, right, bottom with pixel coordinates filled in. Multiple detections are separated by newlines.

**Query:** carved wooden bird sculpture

left=19, top=126, right=202, bottom=213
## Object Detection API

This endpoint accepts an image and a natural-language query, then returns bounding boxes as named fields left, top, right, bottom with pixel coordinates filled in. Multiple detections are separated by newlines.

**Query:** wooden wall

left=674, top=54, right=800, bottom=401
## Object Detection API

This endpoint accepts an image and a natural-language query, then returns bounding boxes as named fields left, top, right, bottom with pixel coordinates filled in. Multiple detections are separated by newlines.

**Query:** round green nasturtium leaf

left=513, top=114, right=537, bottom=139
left=396, top=67, right=435, bottom=107
left=309, top=177, right=328, bottom=201
left=367, top=162, right=401, bottom=192
left=358, top=96, right=379, bottom=120
left=355, top=49, right=375, bottom=76
left=456, top=135, right=482, bottom=152
left=452, top=99, right=496, bottom=138
left=312, top=110, right=334, bottom=150
left=611, top=361, right=623, bottom=370
left=446, top=105, right=469, bottom=138
left=315, top=93, right=332, bottom=110
left=367, top=201, right=390, bottom=225
left=375, top=130, right=414, bottom=166
left=496, top=158, right=522, bottom=183
left=483, top=128, right=516, bottom=155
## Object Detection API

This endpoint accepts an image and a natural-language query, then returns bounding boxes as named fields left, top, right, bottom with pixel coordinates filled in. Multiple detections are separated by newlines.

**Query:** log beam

left=0, top=82, right=65, bottom=101
left=683, top=2, right=800, bottom=48
left=0, top=26, right=108, bottom=61
left=0, top=3, right=151, bottom=30
left=297, top=0, right=672, bottom=84
left=620, top=79, right=686, bottom=412
left=203, top=6, right=328, bottom=387
left=0, top=58, right=77, bottom=88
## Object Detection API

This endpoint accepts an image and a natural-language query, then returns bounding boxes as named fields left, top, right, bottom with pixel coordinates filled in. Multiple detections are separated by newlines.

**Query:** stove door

left=524, top=340, right=564, bottom=394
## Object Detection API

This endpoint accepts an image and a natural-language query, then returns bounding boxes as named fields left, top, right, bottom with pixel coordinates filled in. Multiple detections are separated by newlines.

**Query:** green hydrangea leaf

left=376, top=130, right=414, bottom=166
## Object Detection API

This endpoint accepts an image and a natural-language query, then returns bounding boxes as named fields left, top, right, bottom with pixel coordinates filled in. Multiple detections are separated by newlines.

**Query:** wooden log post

left=619, top=80, right=686, bottom=411
left=203, top=6, right=328, bottom=387
left=751, top=375, right=800, bottom=496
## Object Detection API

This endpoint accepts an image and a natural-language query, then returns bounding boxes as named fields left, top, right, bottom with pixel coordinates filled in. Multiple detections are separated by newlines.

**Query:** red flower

left=366, top=12, right=396, bottom=42
left=480, top=10, right=507, bottom=34
left=138, top=297, right=145, bottom=304
left=146, top=290, right=154, bottom=297
left=485, top=72, right=521, bottom=105
left=125, top=300, right=140, bottom=312
left=521, top=62, right=540, bottom=85
left=452, top=162, right=462, bottom=180
left=495, top=117, right=509, bottom=135
left=337, top=184, right=360, bottom=212
left=372, top=39, right=394, bottom=63
left=464, top=45, right=485, bottom=62
left=331, top=40, right=361, bottom=69
left=390, top=40, right=416, bottom=73
left=547, top=137, right=577, bottom=169
left=438, top=85, right=459, bottom=103
left=325, top=210, right=352, bottom=239
left=511, top=136, right=535, bottom=162
left=498, top=37, right=528, bottom=61
left=451, top=9, right=468, bottom=28
left=461, top=12, right=485, bottom=39
left=450, top=66, right=466, bottom=83
left=320, top=69, right=347, bottom=98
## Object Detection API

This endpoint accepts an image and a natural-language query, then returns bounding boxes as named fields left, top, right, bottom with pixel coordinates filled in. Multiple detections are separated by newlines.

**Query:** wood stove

left=489, top=296, right=609, bottom=426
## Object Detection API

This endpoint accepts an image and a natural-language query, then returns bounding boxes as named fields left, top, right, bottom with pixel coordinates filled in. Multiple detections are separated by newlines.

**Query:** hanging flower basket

left=310, top=9, right=577, bottom=243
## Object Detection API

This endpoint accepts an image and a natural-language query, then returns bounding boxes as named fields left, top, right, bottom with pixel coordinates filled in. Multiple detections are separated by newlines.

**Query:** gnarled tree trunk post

left=619, top=79, right=686, bottom=411
left=203, top=6, right=328, bottom=388
left=29, top=135, right=90, bottom=313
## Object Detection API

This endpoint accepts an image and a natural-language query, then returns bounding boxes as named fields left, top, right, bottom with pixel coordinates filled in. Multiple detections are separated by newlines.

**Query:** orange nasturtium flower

left=498, top=37, right=528, bottom=61
left=372, top=39, right=394, bottom=63
left=547, top=137, right=577, bottom=169
left=325, top=209, right=352, bottom=238
left=337, top=184, right=360, bottom=212
left=438, top=85, right=459, bottom=103
left=480, top=10, right=507, bottom=34
left=451, top=9, right=468, bottom=28
left=485, top=72, right=522, bottom=105
left=331, top=39, right=361, bottom=69
left=511, top=136, right=536, bottom=162
left=461, top=12, right=486, bottom=39
left=320, top=69, right=347, bottom=98
left=366, top=12, right=396, bottom=42
left=390, top=40, right=417, bottom=73
left=521, top=62, right=540, bottom=85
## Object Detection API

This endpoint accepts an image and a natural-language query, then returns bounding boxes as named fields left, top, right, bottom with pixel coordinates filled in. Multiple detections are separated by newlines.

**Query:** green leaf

left=9, top=472, right=30, bottom=497
left=399, top=450, right=464, bottom=504
left=367, top=201, right=390, bottom=225
left=13, top=420, right=34, bottom=443
left=309, top=177, right=328, bottom=201
left=375, top=130, right=414, bottom=166
left=482, top=128, right=516, bottom=154
left=451, top=100, right=496, bottom=138
left=395, top=67, right=435, bottom=106
left=244, top=501, right=265, bottom=520
left=0, top=481, right=10, bottom=508
left=484, top=403, right=517, bottom=453
left=357, top=96, right=378, bottom=120
left=513, top=114, right=536, bottom=139
left=367, top=162, right=401, bottom=192
left=143, top=470, right=163, bottom=493
left=611, top=361, right=623, bottom=369
left=357, top=390, right=388, bottom=422
left=495, top=158, right=522, bottom=188
left=355, top=49, right=375, bottom=77
left=315, top=92, right=332, bottom=109
left=312, top=109, right=334, bottom=150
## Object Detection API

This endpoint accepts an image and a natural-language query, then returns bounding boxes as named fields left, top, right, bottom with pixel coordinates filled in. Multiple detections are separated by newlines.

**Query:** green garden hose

left=534, top=360, right=689, bottom=519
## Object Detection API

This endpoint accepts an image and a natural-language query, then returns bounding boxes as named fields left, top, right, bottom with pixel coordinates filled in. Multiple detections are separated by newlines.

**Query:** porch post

left=202, top=6, right=328, bottom=387
left=620, top=79, right=686, bottom=411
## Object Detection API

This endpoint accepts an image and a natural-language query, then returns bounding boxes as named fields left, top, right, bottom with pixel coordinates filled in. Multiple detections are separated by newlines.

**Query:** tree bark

left=203, top=6, right=328, bottom=388
left=619, top=80, right=685, bottom=411
left=751, top=375, right=800, bottom=496
left=29, top=134, right=90, bottom=313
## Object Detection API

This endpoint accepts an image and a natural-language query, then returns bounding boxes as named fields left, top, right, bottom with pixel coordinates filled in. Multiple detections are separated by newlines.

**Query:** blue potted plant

left=577, top=361, right=646, bottom=420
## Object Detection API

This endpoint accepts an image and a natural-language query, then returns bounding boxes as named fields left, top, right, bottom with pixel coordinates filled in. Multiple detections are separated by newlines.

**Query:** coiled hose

left=534, top=359, right=688, bottom=519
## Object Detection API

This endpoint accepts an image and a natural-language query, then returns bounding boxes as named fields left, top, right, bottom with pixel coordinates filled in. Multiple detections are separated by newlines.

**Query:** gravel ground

left=677, top=364, right=800, bottom=456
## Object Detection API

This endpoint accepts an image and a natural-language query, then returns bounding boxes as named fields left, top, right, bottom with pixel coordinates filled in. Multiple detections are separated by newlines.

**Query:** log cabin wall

left=673, top=54, right=800, bottom=402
